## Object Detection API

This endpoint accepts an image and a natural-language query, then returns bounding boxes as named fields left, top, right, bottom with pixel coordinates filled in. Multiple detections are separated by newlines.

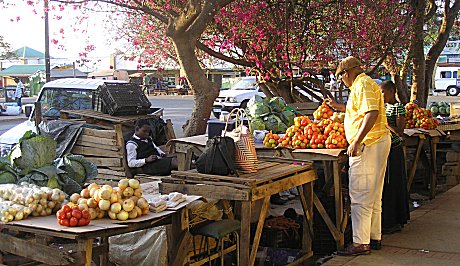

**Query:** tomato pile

left=263, top=132, right=280, bottom=148
left=313, top=103, right=334, bottom=120
left=275, top=103, right=348, bottom=149
left=56, top=205, right=90, bottom=227
left=405, top=102, right=439, bottom=130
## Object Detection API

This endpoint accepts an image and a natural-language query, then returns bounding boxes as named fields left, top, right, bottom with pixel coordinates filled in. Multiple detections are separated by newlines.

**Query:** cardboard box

left=451, top=102, right=460, bottom=117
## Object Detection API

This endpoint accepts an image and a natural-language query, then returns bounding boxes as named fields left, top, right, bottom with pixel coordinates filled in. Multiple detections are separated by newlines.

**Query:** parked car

left=433, top=66, right=460, bottom=96
left=0, top=78, right=163, bottom=155
left=212, top=76, right=265, bottom=118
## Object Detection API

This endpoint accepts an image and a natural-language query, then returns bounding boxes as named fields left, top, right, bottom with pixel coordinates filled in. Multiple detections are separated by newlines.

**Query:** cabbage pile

left=247, top=96, right=296, bottom=133
left=3, top=131, right=97, bottom=195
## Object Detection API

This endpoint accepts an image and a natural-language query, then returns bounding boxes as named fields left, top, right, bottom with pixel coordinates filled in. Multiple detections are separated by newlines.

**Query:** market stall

left=168, top=135, right=349, bottom=250
left=160, top=159, right=317, bottom=266
left=404, top=128, right=445, bottom=199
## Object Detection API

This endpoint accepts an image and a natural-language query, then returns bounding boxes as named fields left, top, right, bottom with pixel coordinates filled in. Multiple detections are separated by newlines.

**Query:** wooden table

left=404, top=129, right=445, bottom=199
left=160, top=160, right=317, bottom=266
left=168, top=135, right=349, bottom=249
left=0, top=210, right=174, bottom=265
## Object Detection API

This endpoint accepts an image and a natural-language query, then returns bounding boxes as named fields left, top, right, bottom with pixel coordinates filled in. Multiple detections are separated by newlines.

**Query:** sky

left=0, top=1, right=126, bottom=70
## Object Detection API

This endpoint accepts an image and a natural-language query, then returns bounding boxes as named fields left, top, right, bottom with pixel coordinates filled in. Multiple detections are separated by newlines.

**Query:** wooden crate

left=442, top=163, right=460, bottom=176
left=451, top=102, right=460, bottom=117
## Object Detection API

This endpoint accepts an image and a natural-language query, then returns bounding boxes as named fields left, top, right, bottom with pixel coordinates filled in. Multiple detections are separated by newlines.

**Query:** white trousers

left=349, top=134, right=391, bottom=244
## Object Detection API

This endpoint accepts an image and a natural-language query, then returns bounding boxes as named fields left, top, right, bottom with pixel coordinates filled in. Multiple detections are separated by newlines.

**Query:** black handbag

left=196, top=136, right=238, bottom=176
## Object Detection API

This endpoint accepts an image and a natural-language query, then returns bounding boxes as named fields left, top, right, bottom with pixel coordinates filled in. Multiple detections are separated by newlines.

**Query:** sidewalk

left=323, top=185, right=460, bottom=265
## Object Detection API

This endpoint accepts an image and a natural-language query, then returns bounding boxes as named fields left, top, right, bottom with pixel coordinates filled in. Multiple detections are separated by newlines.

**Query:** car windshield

left=39, top=88, right=93, bottom=118
left=231, top=79, right=257, bottom=90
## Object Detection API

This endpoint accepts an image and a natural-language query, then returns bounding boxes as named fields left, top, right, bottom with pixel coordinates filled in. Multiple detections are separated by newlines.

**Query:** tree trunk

left=392, top=73, right=410, bottom=104
left=170, top=35, right=219, bottom=136
left=410, top=0, right=427, bottom=106
left=424, top=0, right=460, bottom=100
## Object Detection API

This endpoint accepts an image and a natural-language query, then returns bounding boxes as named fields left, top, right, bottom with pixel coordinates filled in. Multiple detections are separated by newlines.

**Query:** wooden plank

left=79, top=134, right=117, bottom=145
left=171, top=171, right=256, bottom=185
left=84, top=239, right=93, bottom=266
left=162, top=176, right=250, bottom=189
left=71, top=146, right=123, bottom=158
left=159, top=183, right=249, bottom=201
left=407, top=138, right=425, bottom=192
left=0, top=233, right=76, bottom=265
left=251, top=170, right=317, bottom=201
left=82, top=128, right=116, bottom=139
left=171, top=230, right=192, bottom=266
left=446, top=152, right=460, bottom=162
left=75, top=141, right=120, bottom=152
left=98, top=168, right=126, bottom=177
left=287, top=251, right=314, bottom=266
left=313, top=194, right=340, bottom=241
left=115, top=124, right=130, bottom=178
left=85, top=157, right=122, bottom=167
left=252, top=164, right=312, bottom=185
left=239, top=201, right=251, bottom=265
left=250, top=197, right=270, bottom=266
left=333, top=161, right=344, bottom=248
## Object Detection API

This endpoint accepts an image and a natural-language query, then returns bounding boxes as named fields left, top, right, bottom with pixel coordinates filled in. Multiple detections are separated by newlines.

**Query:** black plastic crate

left=100, top=83, right=151, bottom=116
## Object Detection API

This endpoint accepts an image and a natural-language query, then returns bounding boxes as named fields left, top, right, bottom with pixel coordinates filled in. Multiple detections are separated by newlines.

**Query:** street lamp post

left=44, top=0, right=51, bottom=82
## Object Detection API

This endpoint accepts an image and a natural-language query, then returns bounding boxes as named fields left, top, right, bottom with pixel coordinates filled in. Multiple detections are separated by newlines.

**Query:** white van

left=434, top=66, right=460, bottom=96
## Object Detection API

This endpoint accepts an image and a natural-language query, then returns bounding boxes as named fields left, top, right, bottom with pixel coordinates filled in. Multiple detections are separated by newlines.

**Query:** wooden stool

left=191, top=219, right=240, bottom=266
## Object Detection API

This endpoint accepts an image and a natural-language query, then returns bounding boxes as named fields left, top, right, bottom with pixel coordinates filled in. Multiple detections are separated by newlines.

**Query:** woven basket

left=223, top=109, right=258, bottom=174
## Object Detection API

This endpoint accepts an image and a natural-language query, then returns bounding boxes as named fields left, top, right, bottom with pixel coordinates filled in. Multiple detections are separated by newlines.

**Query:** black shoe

left=337, top=244, right=371, bottom=256
left=270, top=194, right=288, bottom=205
left=370, top=239, right=381, bottom=250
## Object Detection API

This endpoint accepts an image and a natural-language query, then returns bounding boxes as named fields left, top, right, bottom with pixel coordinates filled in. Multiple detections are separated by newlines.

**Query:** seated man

left=126, top=119, right=175, bottom=176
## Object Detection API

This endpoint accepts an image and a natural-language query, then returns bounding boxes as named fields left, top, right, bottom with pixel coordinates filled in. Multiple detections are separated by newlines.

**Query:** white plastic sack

left=4, top=105, right=21, bottom=116
left=109, top=226, right=167, bottom=266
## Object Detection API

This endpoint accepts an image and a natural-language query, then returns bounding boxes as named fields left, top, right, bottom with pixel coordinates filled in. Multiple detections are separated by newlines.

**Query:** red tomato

left=72, top=206, right=80, bottom=212
left=72, top=210, right=82, bottom=219
left=61, top=219, right=70, bottom=227
left=58, top=219, right=63, bottom=225
left=311, top=144, right=318, bottom=149
left=57, top=210, right=66, bottom=220
left=301, top=118, right=309, bottom=126
left=78, top=218, right=87, bottom=227
left=62, top=205, right=71, bottom=213
left=66, top=212, right=72, bottom=219
left=69, top=217, right=78, bottom=227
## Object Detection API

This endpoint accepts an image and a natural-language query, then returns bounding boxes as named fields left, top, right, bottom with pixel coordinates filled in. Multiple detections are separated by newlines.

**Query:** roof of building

left=0, top=64, right=45, bottom=77
left=14, top=46, right=46, bottom=59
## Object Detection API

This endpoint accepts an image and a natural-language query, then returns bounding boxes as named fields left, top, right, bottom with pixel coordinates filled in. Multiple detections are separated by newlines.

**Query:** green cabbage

left=248, top=95, right=268, bottom=109
left=0, top=171, right=16, bottom=184
left=430, top=106, right=439, bottom=114
left=250, top=118, right=266, bottom=131
left=56, top=154, right=98, bottom=185
left=280, top=110, right=296, bottom=126
left=264, top=114, right=288, bottom=133
left=248, top=102, right=271, bottom=118
left=9, top=133, right=57, bottom=173
left=269, top=97, right=286, bottom=113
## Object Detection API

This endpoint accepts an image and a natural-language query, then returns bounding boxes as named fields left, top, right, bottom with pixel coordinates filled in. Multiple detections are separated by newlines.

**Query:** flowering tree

left=201, top=0, right=412, bottom=103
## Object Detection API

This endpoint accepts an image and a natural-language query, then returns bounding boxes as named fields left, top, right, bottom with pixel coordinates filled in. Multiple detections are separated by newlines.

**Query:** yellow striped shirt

left=344, top=73, right=389, bottom=145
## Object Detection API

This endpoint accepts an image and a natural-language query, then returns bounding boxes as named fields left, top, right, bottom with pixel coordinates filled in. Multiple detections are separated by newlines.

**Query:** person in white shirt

left=14, top=78, right=24, bottom=107
left=126, top=119, right=175, bottom=175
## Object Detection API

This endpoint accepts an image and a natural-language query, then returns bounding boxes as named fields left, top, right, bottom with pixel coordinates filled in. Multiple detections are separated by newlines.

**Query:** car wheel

left=447, top=86, right=460, bottom=96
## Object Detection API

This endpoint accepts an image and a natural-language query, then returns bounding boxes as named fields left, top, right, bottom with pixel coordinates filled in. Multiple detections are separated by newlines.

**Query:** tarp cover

left=39, top=120, right=84, bottom=158
left=109, top=227, right=167, bottom=266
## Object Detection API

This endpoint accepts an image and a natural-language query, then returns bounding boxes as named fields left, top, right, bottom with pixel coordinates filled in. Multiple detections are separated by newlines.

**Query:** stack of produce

left=6, top=131, right=97, bottom=195
left=56, top=205, right=90, bottom=227
left=405, top=102, right=439, bottom=129
left=68, top=178, right=149, bottom=221
left=428, top=102, right=450, bottom=116
left=247, top=96, right=296, bottom=133
left=0, top=182, right=65, bottom=223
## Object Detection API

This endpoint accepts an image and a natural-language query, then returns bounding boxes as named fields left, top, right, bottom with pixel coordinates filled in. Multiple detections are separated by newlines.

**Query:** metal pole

left=73, top=62, right=76, bottom=78
left=44, top=0, right=51, bottom=82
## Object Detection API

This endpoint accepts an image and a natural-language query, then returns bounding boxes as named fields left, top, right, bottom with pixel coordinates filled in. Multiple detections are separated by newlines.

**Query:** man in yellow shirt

left=327, top=56, right=391, bottom=255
